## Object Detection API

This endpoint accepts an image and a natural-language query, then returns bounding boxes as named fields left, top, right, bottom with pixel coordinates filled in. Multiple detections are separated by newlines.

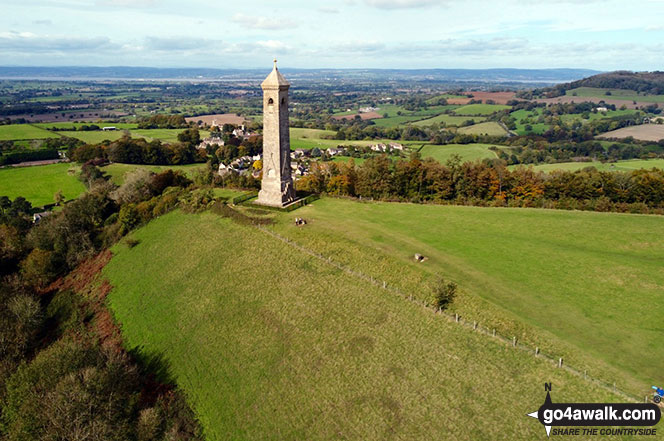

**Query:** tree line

left=298, top=154, right=664, bottom=214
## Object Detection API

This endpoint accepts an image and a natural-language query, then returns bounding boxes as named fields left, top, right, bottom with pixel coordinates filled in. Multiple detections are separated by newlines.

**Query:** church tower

left=256, top=59, right=296, bottom=207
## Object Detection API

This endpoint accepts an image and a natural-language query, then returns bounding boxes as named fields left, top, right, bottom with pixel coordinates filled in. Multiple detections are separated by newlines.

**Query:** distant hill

left=539, top=71, right=664, bottom=97
left=0, top=66, right=599, bottom=85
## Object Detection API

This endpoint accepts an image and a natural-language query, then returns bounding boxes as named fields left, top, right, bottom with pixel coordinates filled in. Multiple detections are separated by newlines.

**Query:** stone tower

left=256, top=59, right=296, bottom=207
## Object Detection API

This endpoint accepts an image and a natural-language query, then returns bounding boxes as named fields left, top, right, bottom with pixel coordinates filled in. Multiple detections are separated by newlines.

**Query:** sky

left=1, top=0, right=663, bottom=70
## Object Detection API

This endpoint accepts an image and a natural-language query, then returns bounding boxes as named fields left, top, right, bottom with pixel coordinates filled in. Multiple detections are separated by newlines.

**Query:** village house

left=389, top=142, right=404, bottom=151
left=326, top=147, right=344, bottom=156
left=198, top=137, right=225, bottom=150
left=371, top=143, right=388, bottom=152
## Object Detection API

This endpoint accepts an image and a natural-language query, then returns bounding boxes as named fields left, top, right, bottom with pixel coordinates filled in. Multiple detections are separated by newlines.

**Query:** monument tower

left=256, top=59, right=296, bottom=207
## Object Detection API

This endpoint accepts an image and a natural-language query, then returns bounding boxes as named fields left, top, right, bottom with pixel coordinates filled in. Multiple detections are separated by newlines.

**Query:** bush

left=431, top=278, right=457, bottom=310
left=2, top=338, right=139, bottom=441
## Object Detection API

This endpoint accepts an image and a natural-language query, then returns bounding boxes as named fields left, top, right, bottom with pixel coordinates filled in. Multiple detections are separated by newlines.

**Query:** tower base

left=256, top=180, right=296, bottom=208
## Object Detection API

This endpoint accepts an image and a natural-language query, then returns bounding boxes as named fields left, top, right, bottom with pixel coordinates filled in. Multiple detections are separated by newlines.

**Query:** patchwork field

left=457, top=121, right=509, bottom=136
left=413, top=114, right=486, bottom=127
left=596, top=124, right=664, bottom=142
left=518, top=159, right=664, bottom=173
left=0, top=124, right=60, bottom=141
left=565, top=87, right=664, bottom=103
left=33, top=122, right=138, bottom=130
left=59, top=130, right=127, bottom=143
left=0, top=162, right=85, bottom=206
left=104, top=209, right=627, bottom=440
left=185, top=113, right=248, bottom=126
left=420, top=143, right=500, bottom=163
left=454, top=104, right=511, bottom=116
left=510, top=109, right=549, bottom=135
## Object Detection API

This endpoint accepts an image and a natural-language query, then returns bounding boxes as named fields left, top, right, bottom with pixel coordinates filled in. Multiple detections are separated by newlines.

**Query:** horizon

left=2, top=0, right=662, bottom=70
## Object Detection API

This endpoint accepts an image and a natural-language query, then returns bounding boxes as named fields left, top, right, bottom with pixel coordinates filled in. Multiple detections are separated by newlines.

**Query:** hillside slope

left=105, top=210, right=629, bottom=440
left=268, top=199, right=664, bottom=395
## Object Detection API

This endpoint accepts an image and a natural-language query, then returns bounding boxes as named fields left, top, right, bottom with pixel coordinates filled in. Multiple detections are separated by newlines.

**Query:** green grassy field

left=0, top=162, right=85, bottom=206
left=101, top=163, right=206, bottom=184
left=33, top=122, right=138, bottom=130
left=454, top=104, right=511, bottom=116
left=560, top=109, right=641, bottom=124
left=371, top=115, right=426, bottom=127
left=269, top=198, right=664, bottom=395
left=510, top=109, right=550, bottom=135
left=516, top=159, right=664, bottom=173
left=457, top=122, right=509, bottom=136
left=131, top=129, right=211, bottom=143
left=566, top=87, right=664, bottom=103
left=58, top=128, right=211, bottom=144
left=420, top=143, right=500, bottom=163
left=289, top=128, right=419, bottom=151
left=104, top=209, right=626, bottom=440
left=0, top=124, right=60, bottom=141
left=59, top=130, right=127, bottom=143
left=413, top=114, right=486, bottom=127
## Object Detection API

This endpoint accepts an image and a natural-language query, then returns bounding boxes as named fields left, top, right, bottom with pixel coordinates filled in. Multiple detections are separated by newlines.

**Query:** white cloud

left=318, top=6, right=340, bottom=13
left=363, top=0, right=448, bottom=9
left=232, top=13, right=297, bottom=30
left=0, top=31, right=117, bottom=53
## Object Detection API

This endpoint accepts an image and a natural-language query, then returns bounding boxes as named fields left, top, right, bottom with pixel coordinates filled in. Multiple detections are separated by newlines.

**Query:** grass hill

left=267, top=199, right=664, bottom=394
left=103, top=200, right=656, bottom=440
left=541, top=71, right=664, bottom=97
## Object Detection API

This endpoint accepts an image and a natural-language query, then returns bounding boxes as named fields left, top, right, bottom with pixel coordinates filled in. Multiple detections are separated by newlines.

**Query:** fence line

left=256, top=225, right=642, bottom=403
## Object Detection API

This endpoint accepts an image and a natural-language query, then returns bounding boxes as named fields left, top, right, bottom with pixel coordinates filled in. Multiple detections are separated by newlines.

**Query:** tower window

left=268, top=98, right=274, bottom=105
left=281, top=98, right=285, bottom=105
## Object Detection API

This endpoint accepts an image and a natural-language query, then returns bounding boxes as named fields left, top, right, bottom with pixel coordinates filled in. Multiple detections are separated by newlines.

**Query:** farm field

left=289, top=128, right=419, bottom=151
left=0, top=162, right=85, bottom=206
left=453, top=103, right=511, bottom=116
left=101, top=163, right=206, bottom=184
left=0, top=124, right=60, bottom=141
left=559, top=109, right=641, bottom=124
left=420, top=143, right=500, bottom=163
left=413, top=113, right=485, bottom=127
left=517, top=159, right=664, bottom=173
left=596, top=124, right=664, bottom=142
left=565, top=87, right=664, bottom=103
left=58, top=130, right=126, bottom=143
left=510, top=109, right=549, bottom=135
left=185, top=113, right=247, bottom=125
left=131, top=129, right=211, bottom=143
left=457, top=121, right=509, bottom=136
left=104, top=210, right=624, bottom=441
left=33, top=122, right=138, bottom=130
left=270, top=198, right=664, bottom=396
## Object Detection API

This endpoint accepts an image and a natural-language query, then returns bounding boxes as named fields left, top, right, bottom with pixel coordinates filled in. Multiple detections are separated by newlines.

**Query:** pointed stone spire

left=261, top=58, right=290, bottom=89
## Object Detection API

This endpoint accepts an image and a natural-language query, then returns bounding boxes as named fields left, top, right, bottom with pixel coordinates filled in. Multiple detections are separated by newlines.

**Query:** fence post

left=492, top=329, right=496, bottom=337
left=473, top=321, right=477, bottom=330
left=584, top=370, right=587, bottom=380
left=558, top=358, right=563, bottom=368
left=383, top=281, right=387, bottom=289
left=512, top=337, right=517, bottom=347
left=535, top=347, right=539, bottom=357
left=455, top=313, right=459, bottom=323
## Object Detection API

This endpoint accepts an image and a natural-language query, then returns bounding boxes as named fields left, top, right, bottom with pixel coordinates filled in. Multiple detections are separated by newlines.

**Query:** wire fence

left=256, top=225, right=648, bottom=404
